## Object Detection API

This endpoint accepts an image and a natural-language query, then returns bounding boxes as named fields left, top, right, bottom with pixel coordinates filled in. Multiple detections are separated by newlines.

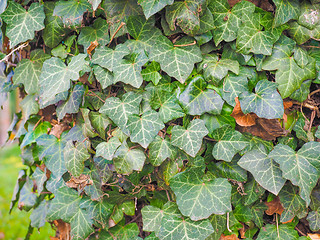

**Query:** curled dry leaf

left=219, top=233, right=240, bottom=240
left=49, top=121, right=70, bottom=139
left=265, top=196, right=284, bottom=216
left=87, top=40, right=99, bottom=55
left=231, top=97, right=257, bottom=127
left=66, top=174, right=92, bottom=192
left=308, top=233, right=320, bottom=240
left=51, top=220, right=71, bottom=240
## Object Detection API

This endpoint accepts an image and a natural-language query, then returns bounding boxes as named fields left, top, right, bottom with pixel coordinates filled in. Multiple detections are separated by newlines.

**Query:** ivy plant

left=1, top=0, right=320, bottom=239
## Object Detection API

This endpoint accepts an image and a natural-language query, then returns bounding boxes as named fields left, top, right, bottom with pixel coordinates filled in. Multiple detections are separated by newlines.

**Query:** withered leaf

left=51, top=219, right=71, bottom=240
left=219, top=233, right=240, bottom=240
left=231, top=97, right=257, bottom=127
left=265, top=196, right=284, bottom=216
left=87, top=40, right=99, bottom=55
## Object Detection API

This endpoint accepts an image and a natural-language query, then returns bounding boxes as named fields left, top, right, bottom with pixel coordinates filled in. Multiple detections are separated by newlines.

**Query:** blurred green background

left=0, top=145, right=55, bottom=240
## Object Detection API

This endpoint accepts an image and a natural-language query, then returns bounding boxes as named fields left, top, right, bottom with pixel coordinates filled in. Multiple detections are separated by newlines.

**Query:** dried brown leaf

left=265, top=196, right=284, bottom=215
left=51, top=220, right=71, bottom=240
left=66, top=174, right=92, bottom=192
left=219, top=233, right=240, bottom=240
left=87, top=40, right=98, bottom=55
left=308, top=233, right=320, bottom=240
left=231, top=97, right=257, bottom=127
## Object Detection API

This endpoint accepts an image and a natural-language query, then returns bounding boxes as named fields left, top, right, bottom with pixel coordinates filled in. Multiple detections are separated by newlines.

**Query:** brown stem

left=0, top=42, right=29, bottom=63
left=173, top=41, right=197, bottom=47
left=108, top=22, right=126, bottom=47
left=309, top=88, right=320, bottom=98
left=87, top=90, right=106, bottom=103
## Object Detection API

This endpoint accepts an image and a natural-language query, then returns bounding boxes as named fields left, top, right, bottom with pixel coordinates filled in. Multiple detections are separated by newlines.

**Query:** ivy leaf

left=307, top=209, right=320, bottom=231
left=142, top=201, right=181, bottom=232
left=53, top=0, right=91, bottom=27
left=99, top=92, right=142, bottom=135
left=127, top=110, right=164, bottom=148
left=236, top=11, right=285, bottom=55
left=273, top=0, right=300, bottom=27
left=88, top=0, right=102, bottom=11
left=279, top=184, right=306, bottom=223
left=141, top=61, right=162, bottom=85
left=70, top=207, right=94, bottom=240
left=39, top=54, right=86, bottom=100
left=157, top=214, right=214, bottom=240
left=96, top=137, right=122, bottom=160
left=238, top=145, right=285, bottom=195
left=211, top=125, right=248, bottom=162
left=20, top=95, right=39, bottom=120
left=171, top=119, right=208, bottom=157
left=199, top=54, right=239, bottom=83
left=32, top=167, right=48, bottom=194
left=64, top=141, right=90, bottom=177
left=149, top=135, right=177, bottom=166
left=138, top=0, right=174, bottom=19
left=215, top=157, right=247, bottom=182
left=178, top=76, right=224, bottom=115
left=30, top=200, right=50, bottom=229
left=208, top=0, right=255, bottom=46
left=13, top=49, right=50, bottom=95
left=21, top=121, right=52, bottom=148
left=170, top=167, right=232, bottom=220
left=36, top=134, right=67, bottom=179
left=56, top=84, right=85, bottom=120
left=165, top=0, right=206, bottom=35
left=239, top=80, right=284, bottom=119
left=99, top=223, right=140, bottom=239
left=243, top=179, right=265, bottom=206
left=288, top=21, right=320, bottom=45
left=262, top=35, right=316, bottom=98
left=290, top=79, right=312, bottom=102
left=256, top=224, right=299, bottom=240
left=269, top=142, right=320, bottom=205
left=93, top=65, right=114, bottom=89
left=43, top=2, right=68, bottom=48
left=113, top=142, right=146, bottom=174
left=150, top=91, right=185, bottom=123
left=89, top=111, right=111, bottom=139
left=0, top=1, right=45, bottom=47
left=92, top=44, right=130, bottom=72
left=78, top=18, right=109, bottom=49
left=150, top=36, right=202, bottom=83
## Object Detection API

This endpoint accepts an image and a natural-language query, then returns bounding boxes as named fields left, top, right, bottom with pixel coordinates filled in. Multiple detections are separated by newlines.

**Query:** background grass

left=0, top=145, right=55, bottom=240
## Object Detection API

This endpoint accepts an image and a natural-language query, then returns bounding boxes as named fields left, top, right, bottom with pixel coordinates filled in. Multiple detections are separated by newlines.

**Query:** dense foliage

left=1, top=0, right=320, bottom=239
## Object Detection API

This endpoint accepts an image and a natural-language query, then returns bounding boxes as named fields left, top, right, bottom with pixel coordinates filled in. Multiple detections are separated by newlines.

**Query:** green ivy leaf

left=141, top=61, right=162, bottom=85
left=99, top=223, right=140, bottom=239
left=239, top=80, right=284, bottom=119
left=269, top=142, right=320, bottom=204
left=92, top=44, right=130, bottom=72
left=56, top=84, right=85, bottom=120
left=171, top=119, right=208, bottom=157
left=13, top=49, right=50, bottom=95
left=262, top=35, right=316, bottom=98
left=170, top=167, right=232, bottom=220
left=238, top=145, right=286, bottom=195
left=88, top=0, right=102, bottom=11
left=290, top=80, right=312, bottom=102
left=20, top=95, right=39, bottom=121
left=64, top=141, right=90, bottom=177
left=178, top=76, right=224, bottom=115
left=43, top=2, right=68, bottom=48
left=148, top=135, right=177, bottom=166
left=70, top=207, right=94, bottom=240
left=251, top=202, right=267, bottom=228
left=39, top=54, right=86, bottom=100
left=243, top=179, right=265, bottom=206
left=138, top=0, right=174, bottom=19
left=211, top=125, right=248, bottom=162
left=307, top=209, right=320, bottom=231
left=1, top=2, right=45, bottom=47
left=273, top=0, right=300, bottom=27
left=21, top=121, right=52, bottom=148
left=208, top=0, right=255, bottom=46
left=32, top=167, right=48, bottom=194
left=127, top=110, right=164, bottom=148
left=279, top=184, right=306, bottom=223
left=53, top=0, right=91, bottom=27
left=113, top=142, right=146, bottom=174
left=215, top=157, right=247, bottom=182
left=78, top=18, right=109, bottom=49
left=96, top=137, right=122, bottom=160
left=199, top=54, right=239, bottom=83
left=99, top=92, right=142, bottom=135
left=89, top=111, right=111, bottom=139
left=165, top=0, right=206, bottom=35
left=93, top=65, right=114, bottom=89
left=150, top=36, right=202, bottom=83
left=288, top=21, right=320, bottom=45
left=30, top=200, right=50, bottom=229
left=298, top=1, right=320, bottom=29
left=256, top=224, right=299, bottom=240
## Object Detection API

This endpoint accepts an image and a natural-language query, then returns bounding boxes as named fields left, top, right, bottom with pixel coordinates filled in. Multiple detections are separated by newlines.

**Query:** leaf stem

left=227, top=212, right=232, bottom=232
left=0, top=42, right=29, bottom=63
left=108, top=22, right=126, bottom=47
left=173, top=41, right=197, bottom=47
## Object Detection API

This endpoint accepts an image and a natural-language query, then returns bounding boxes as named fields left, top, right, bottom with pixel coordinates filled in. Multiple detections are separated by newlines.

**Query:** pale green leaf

left=221, top=73, right=248, bottom=107
left=269, top=142, right=320, bottom=205
left=273, top=0, right=300, bottom=27
left=298, top=1, right=320, bottom=29
left=307, top=209, right=320, bottom=231
left=149, top=135, right=177, bottom=166
left=256, top=224, right=299, bottom=240
left=239, top=80, right=284, bottom=119
left=89, top=111, right=111, bottom=139
left=53, top=0, right=91, bottom=27
left=238, top=145, right=286, bottom=195
left=171, top=119, right=208, bottom=157
left=288, top=21, right=320, bottom=45
left=99, top=92, right=142, bottom=135
left=170, top=167, right=232, bottom=220
left=64, top=140, right=90, bottom=177
left=93, top=65, right=114, bottom=89
left=13, top=49, right=50, bottom=95
left=127, top=110, right=164, bottom=148
left=20, top=94, right=39, bottom=120
left=96, top=137, right=121, bottom=160
left=78, top=18, right=109, bottom=49
left=30, top=200, right=50, bottom=229
left=70, top=207, right=94, bottom=240
left=178, top=76, right=224, bottom=115
left=141, top=61, right=161, bottom=85
left=113, top=142, right=146, bottom=174
left=138, top=0, right=174, bottom=19
left=32, top=167, right=48, bottom=194
left=150, top=36, right=202, bottom=83
left=56, top=84, right=85, bottom=120
left=39, top=54, right=86, bottom=100
left=211, top=125, right=248, bottom=162
left=1, top=2, right=45, bottom=47
left=88, top=0, right=102, bottom=11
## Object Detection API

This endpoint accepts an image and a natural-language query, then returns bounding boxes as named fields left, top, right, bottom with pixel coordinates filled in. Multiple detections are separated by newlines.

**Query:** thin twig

left=87, top=90, right=105, bottom=103
left=276, top=213, right=280, bottom=238
left=108, top=22, right=125, bottom=47
left=0, top=42, right=29, bottom=63
left=227, top=212, right=232, bottom=232
left=32, top=116, right=44, bottom=131
left=309, top=88, right=320, bottom=98
left=204, top=137, right=216, bottom=142
left=295, top=226, right=306, bottom=236
left=304, top=45, right=320, bottom=48
left=292, top=100, right=318, bottom=111
left=174, top=40, right=197, bottom=47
